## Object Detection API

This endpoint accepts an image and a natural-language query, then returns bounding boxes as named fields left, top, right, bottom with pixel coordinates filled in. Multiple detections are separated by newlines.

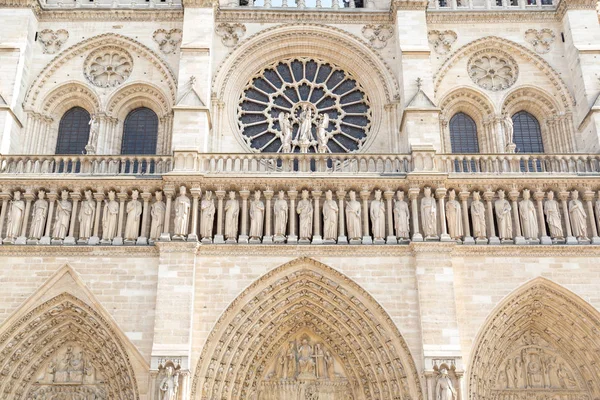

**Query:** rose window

left=238, top=58, right=372, bottom=153
left=468, top=52, right=518, bottom=92
left=84, top=47, right=133, bottom=88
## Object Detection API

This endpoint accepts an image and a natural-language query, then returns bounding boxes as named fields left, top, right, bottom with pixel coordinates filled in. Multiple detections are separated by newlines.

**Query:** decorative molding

left=525, top=28, right=555, bottom=54
left=426, top=9, right=559, bottom=23
left=361, top=24, right=394, bottom=50
left=153, top=28, right=182, bottom=54
left=467, top=49, right=518, bottom=92
left=215, top=8, right=393, bottom=24
left=38, top=29, right=69, bottom=54
left=215, top=22, right=246, bottom=47
left=36, top=9, right=184, bottom=22
left=428, top=30, right=457, bottom=55
left=84, top=46, right=133, bottom=88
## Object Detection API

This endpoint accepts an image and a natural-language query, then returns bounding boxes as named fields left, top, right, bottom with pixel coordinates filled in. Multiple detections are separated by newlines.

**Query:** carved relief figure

left=5, top=191, right=25, bottom=240
left=278, top=112, right=293, bottom=153
left=322, top=190, right=338, bottom=241
left=495, top=190, right=513, bottom=240
left=78, top=190, right=95, bottom=240
left=421, top=187, right=437, bottom=238
left=519, top=189, right=538, bottom=240
left=102, top=191, right=119, bottom=241
left=471, top=191, right=486, bottom=239
left=569, top=190, right=588, bottom=240
left=324, top=350, right=335, bottom=380
left=150, top=191, right=166, bottom=240
left=200, top=191, right=216, bottom=240
left=544, top=191, right=563, bottom=239
left=249, top=190, right=264, bottom=240
left=29, top=190, right=49, bottom=240
left=316, top=113, right=330, bottom=153
left=297, top=190, right=313, bottom=240
left=173, top=186, right=191, bottom=238
left=297, top=338, right=316, bottom=377
left=273, top=191, right=288, bottom=239
left=445, top=189, right=463, bottom=240
left=394, top=191, right=410, bottom=239
left=345, top=190, right=362, bottom=240
left=435, top=367, right=456, bottom=400
left=525, top=352, right=544, bottom=388
left=52, top=190, right=72, bottom=240
left=224, top=191, right=240, bottom=240
left=124, top=190, right=142, bottom=241
left=370, top=190, right=386, bottom=240
left=286, top=341, right=297, bottom=379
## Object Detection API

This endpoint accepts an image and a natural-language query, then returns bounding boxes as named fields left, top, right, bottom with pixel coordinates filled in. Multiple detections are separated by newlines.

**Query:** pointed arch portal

left=192, top=257, right=422, bottom=400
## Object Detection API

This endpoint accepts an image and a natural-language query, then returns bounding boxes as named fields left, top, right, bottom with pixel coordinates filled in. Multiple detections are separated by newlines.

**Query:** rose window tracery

left=238, top=58, right=372, bottom=153
left=468, top=51, right=518, bottom=91
left=84, top=47, right=133, bottom=88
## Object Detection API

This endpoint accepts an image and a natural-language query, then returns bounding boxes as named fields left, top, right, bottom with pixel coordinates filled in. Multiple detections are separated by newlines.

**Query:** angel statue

left=278, top=112, right=293, bottom=153
left=85, top=116, right=99, bottom=155
left=316, top=113, right=331, bottom=153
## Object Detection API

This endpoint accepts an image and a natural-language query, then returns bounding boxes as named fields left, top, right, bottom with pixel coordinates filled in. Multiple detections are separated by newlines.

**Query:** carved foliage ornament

left=525, top=28, right=555, bottom=54
left=361, top=24, right=394, bottom=50
left=428, top=30, right=457, bottom=55
left=38, top=29, right=69, bottom=54
left=84, top=46, right=133, bottom=88
left=468, top=50, right=518, bottom=91
left=153, top=29, right=182, bottom=55
left=215, top=23, right=246, bottom=48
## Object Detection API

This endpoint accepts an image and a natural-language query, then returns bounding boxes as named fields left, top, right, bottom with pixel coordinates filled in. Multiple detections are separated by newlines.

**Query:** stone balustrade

left=39, top=0, right=182, bottom=10
left=229, top=0, right=370, bottom=10
left=428, top=0, right=554, bottom=11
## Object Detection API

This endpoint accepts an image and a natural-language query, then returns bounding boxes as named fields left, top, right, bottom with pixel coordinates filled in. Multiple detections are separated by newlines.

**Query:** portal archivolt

left=468, top=277, right=600, bottom=400
left=192, top=257, right=422, bottom=400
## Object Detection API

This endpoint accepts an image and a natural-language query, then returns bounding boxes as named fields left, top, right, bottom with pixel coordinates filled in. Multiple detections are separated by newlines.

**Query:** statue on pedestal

left=297, top=190, right=313, bottom=240
left=471, top=191, right=487, bottom=239
left=150, top=191, right=166, bottom=241
left=495, top=190, right=513, bottom=240
left=421, top=187, right=437, bottom=239
left=249, top=190, right=264, bottom=241
left=102, top=191, right=119, bottom=241
left=224, top=191, right=240, bottom=241
left=394, top=191, right=410, bottom=240
left=5, top=191, right=25, bottom=240
left=345, top=190, right=362, bottom=241
left=124, top=190, right=142, bottom=241
left=29, top=190, right=49, bottom=240
left=445, top=189, right=463, bottom=240
left=322, top=190, right=338, bottom=241
left=52, top=190, right=72, bottom=240
left=274, top=191, right=288, bottom=240
left=173, top=186, right=191, bottom=239
left=200, top=191, right=216, bottom=240
left=78, top=190, right=95, bottom=240
left=370, top=190, right=386, bottom=240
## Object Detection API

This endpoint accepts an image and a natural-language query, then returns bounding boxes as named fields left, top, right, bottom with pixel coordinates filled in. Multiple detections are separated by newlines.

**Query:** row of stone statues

left=0, top=186, right=598, bottom=245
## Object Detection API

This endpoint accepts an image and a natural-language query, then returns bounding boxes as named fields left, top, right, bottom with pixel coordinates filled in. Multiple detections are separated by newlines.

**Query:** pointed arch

left=467, top=277, right=600, bottom=400
left=191, top=257, right=422, bottom=400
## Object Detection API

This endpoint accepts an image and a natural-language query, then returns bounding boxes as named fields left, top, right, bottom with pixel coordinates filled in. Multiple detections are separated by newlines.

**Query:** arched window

left=121, top=107, right=159, bottom=155
left=449, top=112, right=480, bottom=153
left=55, top=107, right=91, bottom=155
left=512, top=111, right=544, bottom=153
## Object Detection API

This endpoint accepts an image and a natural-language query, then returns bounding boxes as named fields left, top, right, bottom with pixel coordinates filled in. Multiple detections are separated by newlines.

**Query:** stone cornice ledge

left=426, top=9, right=559, bottom=23
left=35, top=8, right=184, bottom=22
left=0, top=245, right=158, bottom=256
left=216, top=7, right=392, bottom=24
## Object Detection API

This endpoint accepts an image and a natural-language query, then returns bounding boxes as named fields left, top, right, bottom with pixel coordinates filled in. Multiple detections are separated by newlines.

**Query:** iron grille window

left=121, top=107, right=159, bottom=155
left=513, top=111, right=544, bottom=153
left=55, top=107, right=91, bottom=155
left=449, top=112, right=480, bottom=153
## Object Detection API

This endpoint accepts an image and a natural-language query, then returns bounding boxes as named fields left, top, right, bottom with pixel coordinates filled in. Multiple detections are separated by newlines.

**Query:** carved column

left=0, top=192, right=11, bottom=244
left=239, top=189, right=250, bottom=244
left=113, top=191, right=126, bottom=246
left=559, top=190, right=577, bottom=245
left=214, top=189, right=226, bottom=244
left=508, top=189, right=524, bottom=244
left=483, top=189, right=499, bottom=244
left=263, top=189, right=274, bottom=244
left=336, top=189, right=347, bottom=244
left=312, top=189, right=323, bottom=244
left=384, top=190, right=397, bottom=244
left=409, top=187, right=423, bottom=242
left=40, top=191, right=56, bottom=245
left=16, top=191, right=34, bottom=244
left=360, top=189, right=372, bottom=244
left=287, top=189, right=298, bottom=244
left=436, top=188, right=451, bottom=242
left=89, top=191, right=104, bottom=245
left=534, top=190, right=551, bottom=245
left=458, top=190, right=474, bottom=244
left=583, top=189, right=600, bottom=244
left=160, top=187, right=174, bottom=242
left=189, top=188, right=201, bottom=242
left=138, top=191, right=151, bottom=245
left=64, top=191, right=81, bottom=245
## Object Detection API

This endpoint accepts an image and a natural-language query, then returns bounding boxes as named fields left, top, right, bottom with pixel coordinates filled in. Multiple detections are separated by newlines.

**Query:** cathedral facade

left=0, top=0, right=600, bottom=398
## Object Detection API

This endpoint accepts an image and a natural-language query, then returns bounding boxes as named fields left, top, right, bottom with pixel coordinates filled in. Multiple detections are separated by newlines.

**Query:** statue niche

left=29, top=345, right=107, bottom=399
left=259, top=333, right=353, bottom=400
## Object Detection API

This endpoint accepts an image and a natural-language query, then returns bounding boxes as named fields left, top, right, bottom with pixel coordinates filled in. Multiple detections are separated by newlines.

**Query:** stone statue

left=503, top=114, right=514, bottom=145
left=435, top=367, right=456, bottom=400
left=273, top=191, right=288, bottom=240
left=495, top=190, right=513, bottom=240
left=85, top=116, right=99, bottom=154
left=78, top=190, right=95, bottom=240
left=150, top=191, right=166, bottom=240
left=394, top=191, right=410, bottom=239
left=345, top=190, right=362, bottom=240
left=445, top=189, right=463, bottom=240
left=224, top=191, right=240, bottom=241
left=297, top=338, right=315, bottom=377
left=324, top=350, right=335, bottom=380
left=370, top=190, right=386, bottom=240
left=200, top=191, right=216, bottom=240
left=421, top=187, right=437, bottom=239
left=519, top=189, right=538, bottom=240
left=470, top=191, right=487, bottom=239
left=298, top=105, right=313, bottom=144
left=173, top=186, right=191, bottom=239
left=286, top=342, right=297, bottom=379
left=569, top=190, right=588, bottom=240
left=52, top=190, right=72, bottom=240
left=29, top=190, right=49, bottom=240
left=322, top=190, right=338, bottom=241
left=278, top=112, right=293, bottom=153
left=249, top=190, right=264, bottom=240
left=124, top=190, right=142, bottom=241
left=159, top=365, right=179, bottom=400
left=5, top=191, right=25, bottom=240
left=297, top=190, right=313, bottom=240
left=102, top=191, right=119, bottom=241
left=275, top=352, right=285, bottom=379
left=316, top=113, right=330, bottom=153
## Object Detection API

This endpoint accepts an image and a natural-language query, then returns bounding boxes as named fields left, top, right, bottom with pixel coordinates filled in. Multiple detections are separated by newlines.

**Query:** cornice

left=36, top=8, right=184, bottom=22
left=452, top=245, right=600, bottom=256
left=196, top=243, right=416, bottom=256
left=155, top=241, right=200, bottom=253
left=215, top=8, right=392, bottom=24
left=0, top=245, right=158, bottom=257
left=426, top=9, right=559, bottom=23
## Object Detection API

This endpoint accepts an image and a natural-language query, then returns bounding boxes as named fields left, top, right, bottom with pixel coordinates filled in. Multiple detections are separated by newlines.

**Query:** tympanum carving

left=84, top=46, right=133, bottom=88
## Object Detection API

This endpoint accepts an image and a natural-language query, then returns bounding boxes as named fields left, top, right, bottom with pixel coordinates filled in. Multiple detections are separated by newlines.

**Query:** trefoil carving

left=153, top=29, right=183, bottom=54
left=361, top=24, right=394, bottom=49
left=525, top=29, right=555, bottom=54
left=38, top=29, right=69, bottom=54
left=428, top=30, right=457, bottom=55
left=215, top=23, right=246, bottom=47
